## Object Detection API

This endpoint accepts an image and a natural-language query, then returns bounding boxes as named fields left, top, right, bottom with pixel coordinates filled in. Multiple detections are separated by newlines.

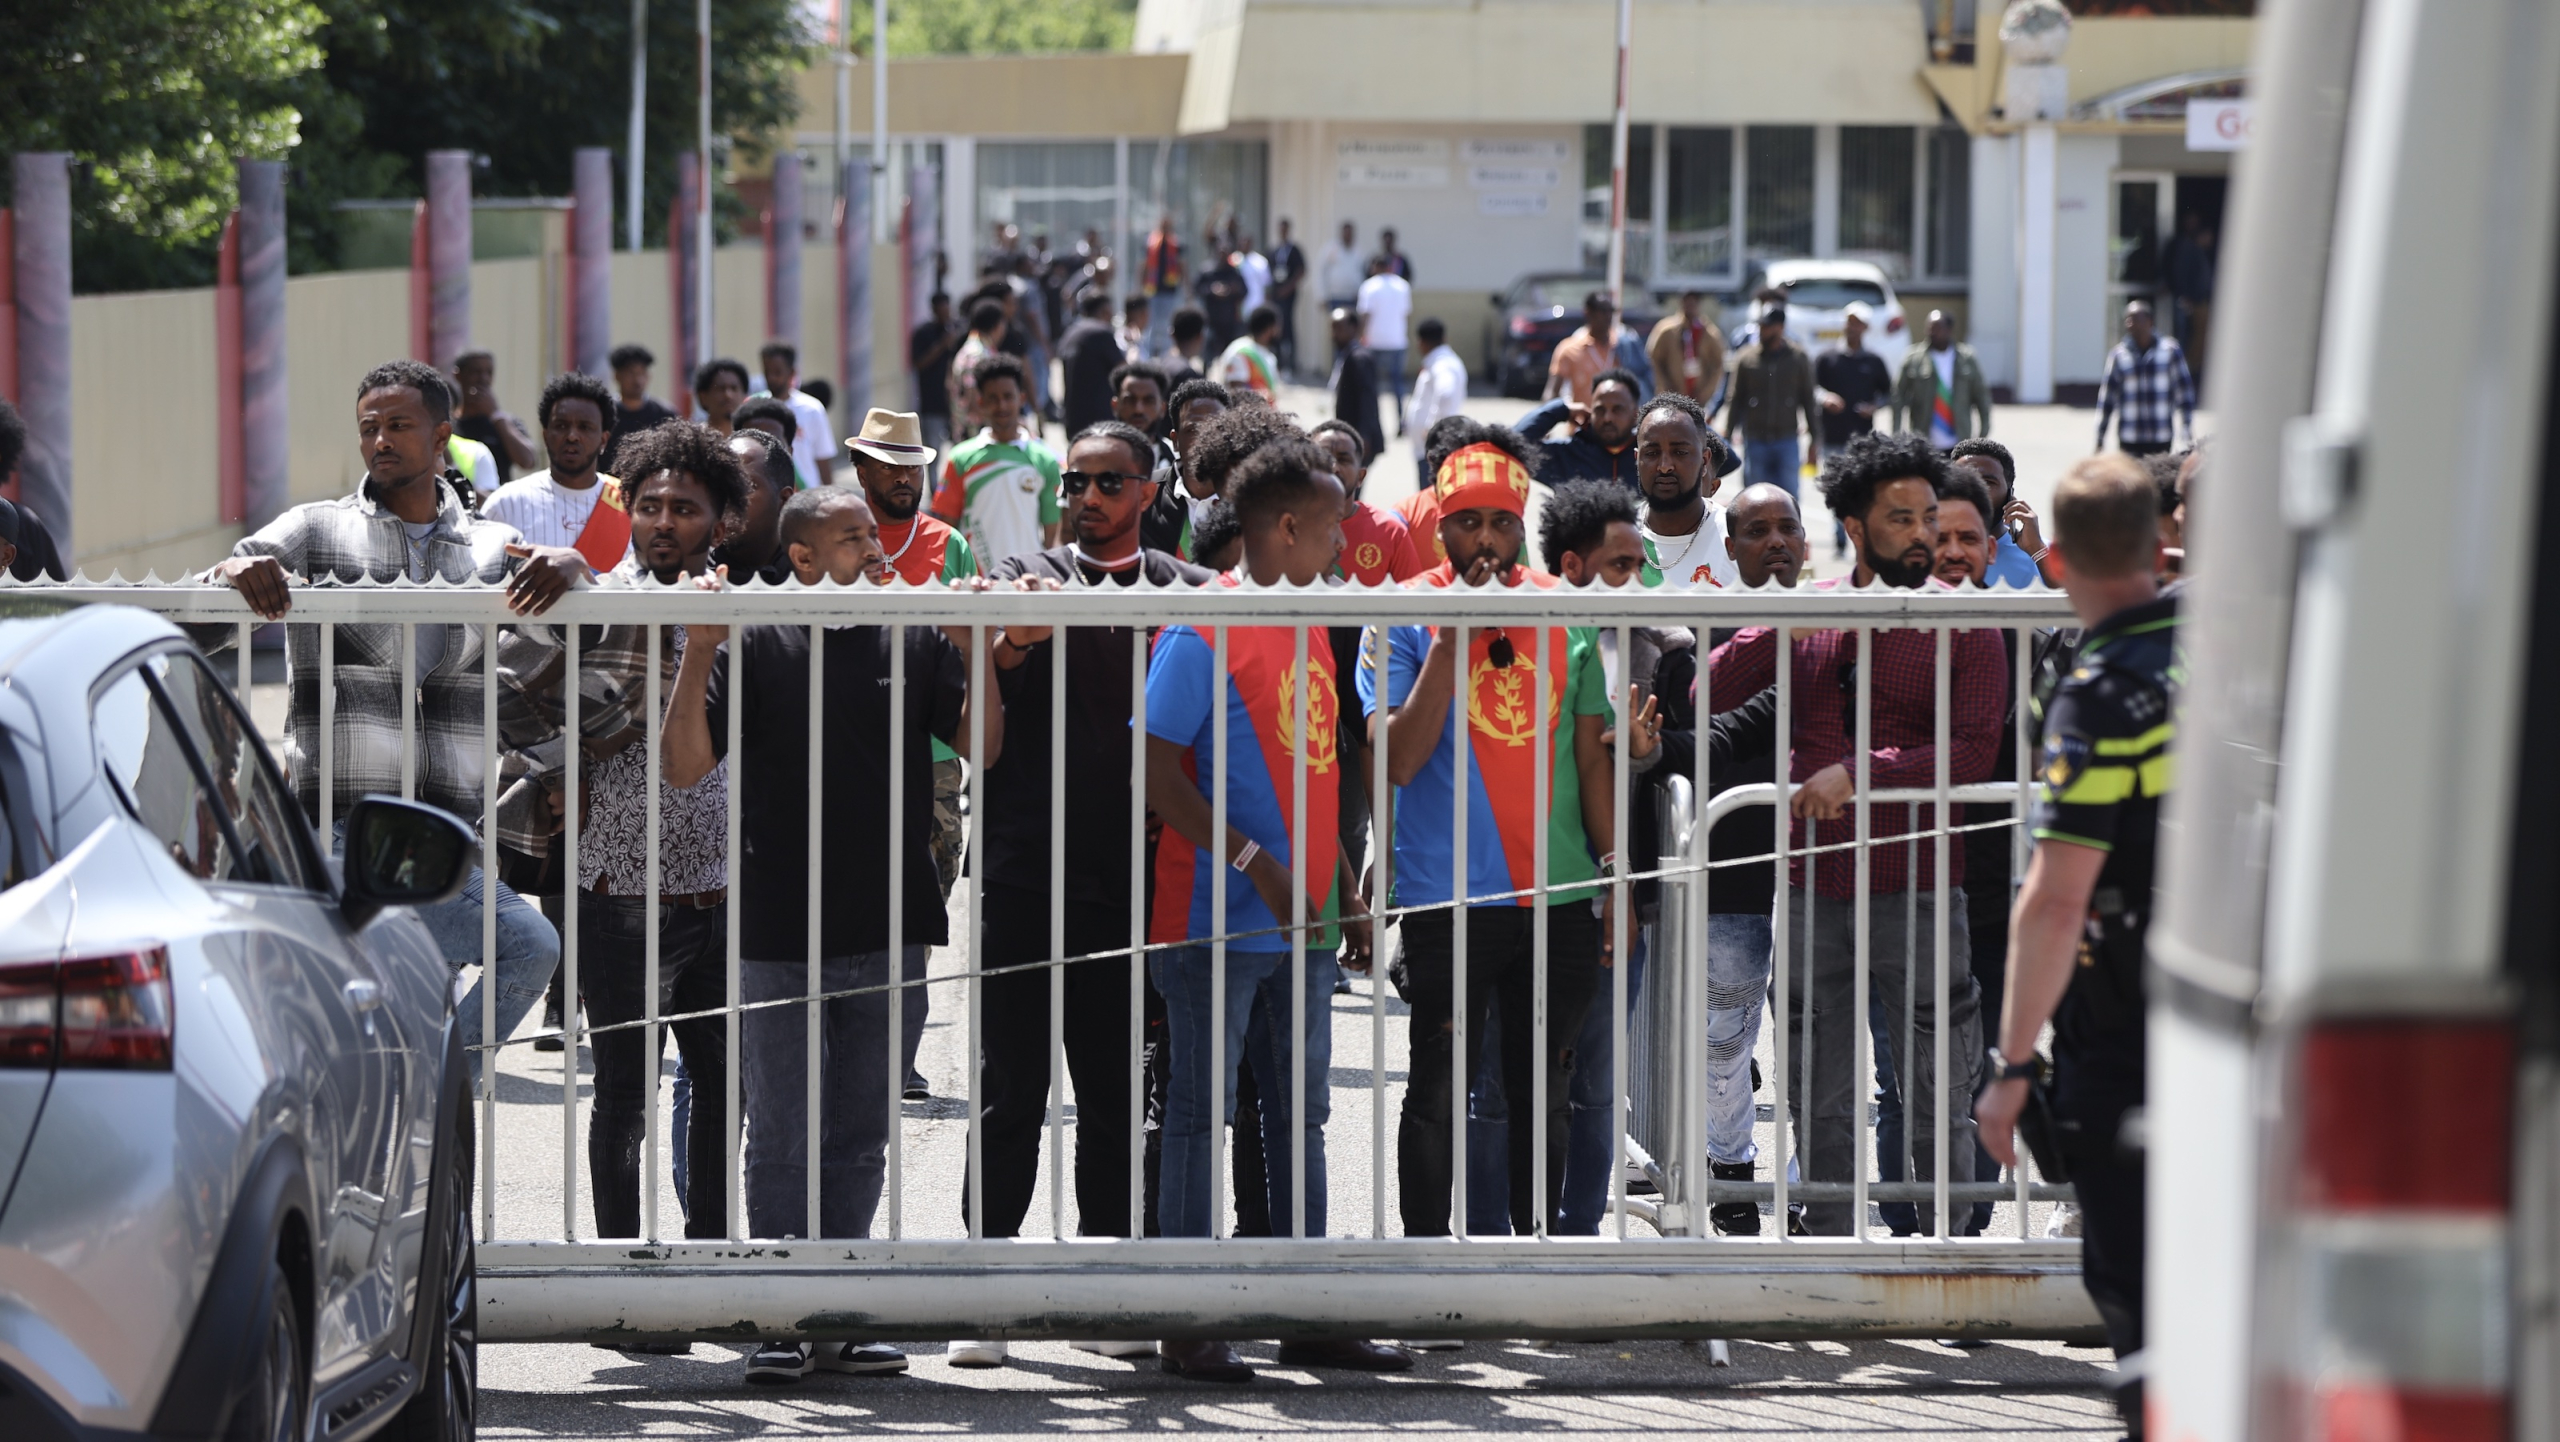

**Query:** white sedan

left=1742, top=259, right=1912, bottom=371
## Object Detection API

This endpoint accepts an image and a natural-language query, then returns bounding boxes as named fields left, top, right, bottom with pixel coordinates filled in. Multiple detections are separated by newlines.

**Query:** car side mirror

left=340, top=797, right=474, bottom=931
left=1490, top=292, right=1506, bottom=309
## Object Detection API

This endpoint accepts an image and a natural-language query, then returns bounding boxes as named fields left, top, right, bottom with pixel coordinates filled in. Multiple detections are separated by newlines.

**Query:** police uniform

left=2027, top=589, right=2177, bottom=1418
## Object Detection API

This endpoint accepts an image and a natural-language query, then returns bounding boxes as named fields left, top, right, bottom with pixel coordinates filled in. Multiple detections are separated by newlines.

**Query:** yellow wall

left=2067, top=18, right=2255, bottom=107
left=69, top=288, right=227, bottom=579
left=787, top=52, right=1187, bottom=146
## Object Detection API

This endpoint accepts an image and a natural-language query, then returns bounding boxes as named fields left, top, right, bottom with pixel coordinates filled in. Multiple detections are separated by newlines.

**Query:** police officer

left=1975, top=453, right=2177, bottom=1442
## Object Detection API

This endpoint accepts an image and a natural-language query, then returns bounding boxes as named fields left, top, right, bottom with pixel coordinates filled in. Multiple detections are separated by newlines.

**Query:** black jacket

left=0, top=498, right=68, bottom=582
left=1513, top=398, right=1740, bottom=491
left=1331, top=344, right=1385, bottom=461
left=1633, top=649, right=1780, bottom=918
left=1056, top=318, right=1122, bottom=438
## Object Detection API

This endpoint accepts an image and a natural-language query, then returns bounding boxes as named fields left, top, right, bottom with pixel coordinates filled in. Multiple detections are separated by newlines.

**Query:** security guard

left=1975, top=453, right=2177, bottom=1442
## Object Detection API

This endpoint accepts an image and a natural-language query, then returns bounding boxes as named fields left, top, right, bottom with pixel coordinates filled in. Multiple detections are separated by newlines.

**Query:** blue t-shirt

left=1985, top=533, right=2043, bottom=589
left=1143, top=622, right=1341, bottom=953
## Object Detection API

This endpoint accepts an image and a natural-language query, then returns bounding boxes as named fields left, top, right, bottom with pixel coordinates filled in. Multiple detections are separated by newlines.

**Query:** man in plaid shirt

left=208, top=359, right=591, bottom=1051
left=2094, top=299, right=2197, bottom=458
left=1705, top=433, right=2004, bottom=1236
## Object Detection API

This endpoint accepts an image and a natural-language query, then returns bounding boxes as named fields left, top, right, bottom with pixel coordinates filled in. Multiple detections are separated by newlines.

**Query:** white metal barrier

left=27, top=576, right=2099, bottom=1343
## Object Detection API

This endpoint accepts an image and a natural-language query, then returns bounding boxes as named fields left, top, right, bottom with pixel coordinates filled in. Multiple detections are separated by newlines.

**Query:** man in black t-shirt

left=662, top=485, right=1002, bottom=1385
left=1812, top=305, right=1893, bottom=453
left=605, top=343, right=679, bottom=473
left=908, top=292, right=962, bottom=453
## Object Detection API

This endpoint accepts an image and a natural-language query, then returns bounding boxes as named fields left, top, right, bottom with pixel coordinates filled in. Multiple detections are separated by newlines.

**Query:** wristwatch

left=1986, top=1048, right=2039, bottom=1083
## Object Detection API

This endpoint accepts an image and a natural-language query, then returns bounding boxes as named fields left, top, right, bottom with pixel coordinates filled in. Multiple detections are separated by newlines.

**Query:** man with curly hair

left=482, top=371, right=626, bottom=566
left=1704, top=431, right=2005, bottom=1236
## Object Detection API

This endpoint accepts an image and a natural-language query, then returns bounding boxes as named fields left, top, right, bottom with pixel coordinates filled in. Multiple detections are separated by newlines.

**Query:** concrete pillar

left=943, top=138, right=976, bottom=283
left=769, top=154, right=804, bottom=350
left=572, top=148, right=615, bottom=378
left=671, top=151, right=701, bottom=411
left=839, top=158, right=871, bottom=427
left=12, top=154, right=71, bottom=561
left=2017, top=125, right=2057, bottom=404
left=907, top=159, right=940, bottom=354
left=1812, top=124, right=1841, bottom=259
left=425, top=150, right=473, bottom=369
left=239, top=160, right=289, bottom=531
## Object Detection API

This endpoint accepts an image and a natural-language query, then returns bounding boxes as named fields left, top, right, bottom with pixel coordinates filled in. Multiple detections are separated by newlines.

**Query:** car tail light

left=2281, top=1018, right=2510, bottom=1442
left=1885, top=313, right=1905, bottom=334
left=1509, top=317, right=1534, bottom=337
left=0, top=948, right=173, bottom=1072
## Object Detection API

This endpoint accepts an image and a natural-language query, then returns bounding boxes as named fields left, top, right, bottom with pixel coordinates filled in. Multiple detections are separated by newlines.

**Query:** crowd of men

left=119, top=222, right=2184, bottom=1431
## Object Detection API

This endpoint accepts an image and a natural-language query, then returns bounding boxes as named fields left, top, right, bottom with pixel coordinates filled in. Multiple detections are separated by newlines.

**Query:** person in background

left=1118, top=295, right=1152, bottom=363
left=1647, top=289, right=1727, bottom=411
left=1235, top=230, right=1271, bottom=321
left=662, top=484, right=1001, bottom=1386
left=1144, top=378, right=1233, bottom=558
left=1165, top=307, right=1212, bottom=389
left=1139, top=213, right=1186, bottom=358
left=933, top=355, right=1063, bottom=570
left=1217, top=305, right=1284, bottom=401
left=1316, top=221, right=1367, bottom=362
left=1892, top=309, right=1995, bottom=448
left=1705, top=432, right=2003, bottom=1238
left=2164, top=214, right=2219, bottom=382
left=949, top=301, right=1008, bottom=435
left=605, top=343, right=679, bottom=472
left=1722, top=307, right=1820, bottom=502
left=908, top=292, right=964, bottom=455
left=732, top=394, right=798, bottom=460
left=754, top=341, right=837, bottom=487
left=0, top=399, right=70, bottom=580
left=1976, top=454, right=2176, bottom=1439
left=1266, top=219, right=1306, bottom=375
left=1111, top=360, right=1172, bottom=449
left=1194, top=229, right=1246, bottom=358
left=945, top=421, right=1213, bottom=1370
left=1361, top=431, right=1615, bottom=1242
left=451, top=349, right=538, bottom=487
left=1545, top=291, right=1619, bottom=407
left=1145, top=435, right=1404, bottom=1382
left=1628, top=392, right=1740, bottom=589
left=1058, top=290, right=1124, bottom=438
left=1328, top=309, right=1387, bottom=463
left=483, top=371, right=627, bottom=565
left=1356, top=256, right=1414, bottom=435
left=1405, top=318, right=1469, bottom=465
left=691, top=358, right=750, bottom=437
left=1375, top=228, right=1413, bottom=283
left=1815, top=303, right=1893, bottom=455
left=1948, top=437, right=2047, bottom=588
left=713, top=429, right=798, bottom=586
left=1312, top=419, right=1422, bottom=588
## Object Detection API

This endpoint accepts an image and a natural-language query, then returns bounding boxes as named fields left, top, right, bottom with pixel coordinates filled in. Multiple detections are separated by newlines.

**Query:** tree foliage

left=885, top=0, right=1136, bottom=56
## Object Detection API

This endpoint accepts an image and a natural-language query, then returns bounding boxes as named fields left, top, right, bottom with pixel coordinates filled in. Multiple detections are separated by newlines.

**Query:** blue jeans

left=1704, top=912, right=1775, bottom=1166
left=738, top=948, right=930, bottom=1240
left=1373, top=347, right=1408, bottom=427
left=340, top=822, right=559, bottom=1053
left=1149, top=945, right=1338, bottom=1239
left=1743, top=437, right=1801, bottom=499
left=1463, top=930, right=1653, bottom=1236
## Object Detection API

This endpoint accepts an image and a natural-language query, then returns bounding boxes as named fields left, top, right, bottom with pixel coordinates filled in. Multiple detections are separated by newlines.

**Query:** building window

left=1923, top=125, right=1971, bottom=280
left=976, top=143, right=1118, bottom=266
left=1125, top=140, right=1270, bottom=266
left=1582, top=124, right=1654, bottom=273
left=1838, top=126, right=1916, bottom=277
left=1666, top=127, right=1735, bottom=279
left=1745, top=127, right=1814, bottom=264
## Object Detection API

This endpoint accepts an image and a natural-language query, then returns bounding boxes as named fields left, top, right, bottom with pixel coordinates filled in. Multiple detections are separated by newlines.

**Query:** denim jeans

left=1704, top=912, right=1776, bottom=1166
left=1148, top=945, right=1338, bottom=1239
left=1743, top=437, right=1802, bottom=499
left=581, top=894, right=729, bottom=1239
left=738, top=947, right=930, bottom=1240
left=1463, top=928, right=1652, bottom=1236
left=1373, top=347, right=1408, bottom=428
left=341, top=822, right=560, bottom=1053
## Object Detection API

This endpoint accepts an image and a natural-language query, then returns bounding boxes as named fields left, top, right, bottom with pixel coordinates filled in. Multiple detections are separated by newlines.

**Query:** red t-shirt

left=1336, top=498, right=1426, bottom=585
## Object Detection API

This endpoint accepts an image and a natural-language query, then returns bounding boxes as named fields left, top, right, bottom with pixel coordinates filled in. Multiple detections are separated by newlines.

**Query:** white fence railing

left=23, top=577, right=2098, bottom=1343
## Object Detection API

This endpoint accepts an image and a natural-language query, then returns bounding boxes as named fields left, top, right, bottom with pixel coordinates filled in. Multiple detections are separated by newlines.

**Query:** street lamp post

left=1606, top=0, right=1632, bottom=305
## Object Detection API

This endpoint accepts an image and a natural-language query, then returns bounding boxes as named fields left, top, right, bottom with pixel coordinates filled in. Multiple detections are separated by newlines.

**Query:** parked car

left=1733, top=259, right=1913, bottom=372
left=1483, top=272, right=1667, bottom=399
left=0, top=601, right=481, bottom=1442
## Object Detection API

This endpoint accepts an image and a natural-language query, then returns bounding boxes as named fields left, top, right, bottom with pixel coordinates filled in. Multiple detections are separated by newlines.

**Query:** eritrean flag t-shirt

left=1144, top=590, right=1343, bottom=953
left=1355, top=565, right=1612, bottom=909
left=1334, top=499, right=1426, bottom=586
left=932, top=429, right=1062, bottom=572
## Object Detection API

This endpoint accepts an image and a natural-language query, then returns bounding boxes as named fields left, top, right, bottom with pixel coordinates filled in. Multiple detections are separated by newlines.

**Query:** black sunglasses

left=1061, top=469, right=1144, bottom=498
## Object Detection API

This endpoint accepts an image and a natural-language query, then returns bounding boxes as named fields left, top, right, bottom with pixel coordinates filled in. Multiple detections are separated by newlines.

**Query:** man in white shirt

left=1355, top=257, right=1415, bottom=435
left=756, top=341, right=837, bottom=487
left=481, top=372, right=626, bottom=563
left=1236, top=234, right=1271, bottom=317
left=1406, top=317, right=1468, bottom=462
left=1316, top=221, right=1367, bottom=371
left=1633, top=392, right=1740, bottom=590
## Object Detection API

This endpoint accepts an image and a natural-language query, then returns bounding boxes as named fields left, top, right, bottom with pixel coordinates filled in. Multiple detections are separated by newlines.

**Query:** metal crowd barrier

left=28, top=576, right=2099, bottom=1343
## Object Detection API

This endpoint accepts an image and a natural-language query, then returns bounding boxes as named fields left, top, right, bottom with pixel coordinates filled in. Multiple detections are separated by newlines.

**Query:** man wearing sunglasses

left=1357, top=420, right=1620, bottom=1239
left=938, top=421, right=1213, bottom=1368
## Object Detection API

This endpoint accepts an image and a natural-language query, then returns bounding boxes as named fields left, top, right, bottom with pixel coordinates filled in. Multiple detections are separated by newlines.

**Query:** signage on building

left=1470, top=166, right=1561, bottom=190
left=1338, top=138, right=1453, bottom=189
left=2186, top=98, right=2253, bottom=151
left=1461, top=138, right=1571, bottom=165
left=1340, top=163, right=1452, bottom=188
left=1479, top=193, right=1550, bottom=217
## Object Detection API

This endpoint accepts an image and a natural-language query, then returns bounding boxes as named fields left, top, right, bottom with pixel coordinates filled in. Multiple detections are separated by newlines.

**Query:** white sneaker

left=818, top=1341, right=908, bottom=1374
left=2045, top=1203, right=2083, bottom=1239
left=1069, top=1339, right=1157, bottom=1358
left=1400, top=1339, right=1465, bottom=1351
left=946, top=1339, right=1010, bottom=1368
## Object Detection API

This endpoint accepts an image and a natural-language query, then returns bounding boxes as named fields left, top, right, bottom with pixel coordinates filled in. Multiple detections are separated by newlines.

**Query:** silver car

left=0, top=602, right=479, bottom=1442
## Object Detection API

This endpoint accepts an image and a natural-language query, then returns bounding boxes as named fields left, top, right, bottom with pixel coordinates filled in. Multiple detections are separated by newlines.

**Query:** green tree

left=0, top=0, right=328, bottom=292
left=885, top=0, right=1136, bottom=56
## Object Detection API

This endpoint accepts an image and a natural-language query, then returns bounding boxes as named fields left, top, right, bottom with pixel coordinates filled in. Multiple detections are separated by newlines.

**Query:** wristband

left=1986, top=1048, right=2039, bottom=1082
left=1231, top=839, right=1262, bottom=874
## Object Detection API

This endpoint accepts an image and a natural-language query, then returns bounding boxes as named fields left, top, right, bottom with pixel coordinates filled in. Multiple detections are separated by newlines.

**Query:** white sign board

left=2186, top=99, right=2253, bottom=151
left=1461, top=138, right=1571, bottom=165
left=1478, top=192, right=1550, bottom=217
left=1337, top=138, right=1450, bottom=164
left=1339, top=163, right=1452, bottom=189
left=1469, top=165, right=1561, bottom=190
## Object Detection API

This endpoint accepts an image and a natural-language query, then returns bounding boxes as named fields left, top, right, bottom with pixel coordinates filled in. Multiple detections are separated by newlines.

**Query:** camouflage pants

left=931, top=756, right=966, bottom=899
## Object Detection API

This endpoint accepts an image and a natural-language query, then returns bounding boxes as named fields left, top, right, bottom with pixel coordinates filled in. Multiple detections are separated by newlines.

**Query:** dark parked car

left=1482, top=273, right=1667, bottom=400
left=0, top=602, right=481, bottom=1442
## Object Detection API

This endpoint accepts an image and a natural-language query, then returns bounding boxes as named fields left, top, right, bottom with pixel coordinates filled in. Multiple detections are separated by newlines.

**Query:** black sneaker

left=534, top=997, right=565, bottom=1052
left=1708, top=1160, right=1760, bottom=1236
left=744, top=1342, right=814, bottom=1384
left=819, top=1341, right=908, bottom=1374
left=904, top=1068, right=931, bottom=1101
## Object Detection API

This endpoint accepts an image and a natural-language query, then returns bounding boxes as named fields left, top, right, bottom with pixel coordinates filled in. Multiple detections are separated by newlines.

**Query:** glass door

left=2110, top=171, right=2176, bottom=337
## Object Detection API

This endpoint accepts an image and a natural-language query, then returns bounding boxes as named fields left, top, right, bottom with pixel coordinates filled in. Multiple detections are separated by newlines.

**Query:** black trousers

left=581, top=893, right=730, bottom=1239
left=2057, top=1053, right=2146, bottom=1431
left=1396, top=904, right=1602, bottom=1236
left=964, top=887, right=1140, bottom=1237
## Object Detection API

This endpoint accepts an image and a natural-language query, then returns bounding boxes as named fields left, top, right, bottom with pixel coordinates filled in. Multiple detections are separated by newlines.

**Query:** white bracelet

left=1231, top=839, right=1262, bottom=873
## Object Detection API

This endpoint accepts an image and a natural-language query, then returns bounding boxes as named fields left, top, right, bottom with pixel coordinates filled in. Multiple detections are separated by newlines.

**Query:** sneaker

left=1399, top=1339, right=1465, bottom=1351
left=743, top=1342, right=814, bottom=1384
left=1708, top=1160, right=1761, bottom=1237
left=534, top=997, right=565, bottom=1053
left=904, top=1068, right=931, bottom=1101
left=2045, top=1203, right=2083, bottom=1239
left=1069, top=1339, right=1158, bottom=1358
left=818, top=1341, right=909, bottom=1374
left=946, top=1339, right=1009, bottom=1368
